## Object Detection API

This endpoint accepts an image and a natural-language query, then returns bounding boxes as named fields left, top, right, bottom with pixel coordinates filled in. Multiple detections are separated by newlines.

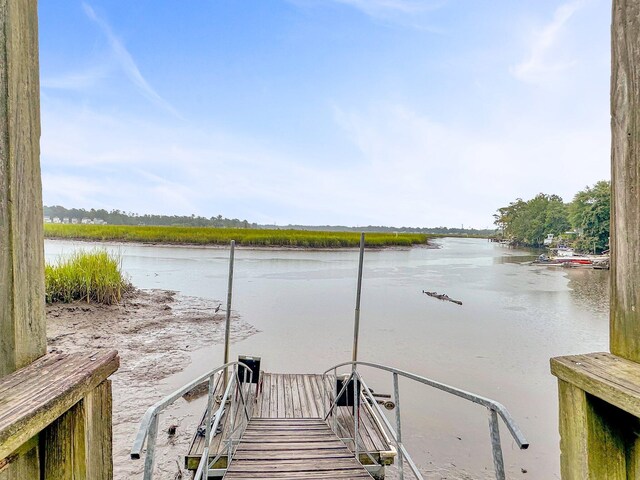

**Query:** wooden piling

left=0, top=1, right=46, bottom=477
left=551, top=2, right=640, bottom=477
left=0, top=0, right=45, bottom=378
left=0, top=4, right=118, bottom=479
left=610, top=0, right=640, bottom=362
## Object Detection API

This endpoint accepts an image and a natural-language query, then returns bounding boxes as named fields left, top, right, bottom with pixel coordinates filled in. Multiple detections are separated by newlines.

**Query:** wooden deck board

left=186, top=372, right=394, bottom=473
left=223, top=418, right=372, bottom=479
left=0, top=351, right=119, bottom=461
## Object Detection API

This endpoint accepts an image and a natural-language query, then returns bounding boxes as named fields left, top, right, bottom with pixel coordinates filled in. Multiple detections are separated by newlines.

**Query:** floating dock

left=185, top=372, right=394, bottom=478
left=224, top=418, right=373, bottom=479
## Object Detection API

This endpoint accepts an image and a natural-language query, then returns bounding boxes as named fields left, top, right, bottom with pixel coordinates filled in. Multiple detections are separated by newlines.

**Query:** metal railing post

left=352, top=233, right=365, bottom=363
left=142, top=414, right=159, bottom=480
left=229, top=368, right=236, bottom=459
left=322, top=373, right=327, bottom=419
left=223, top=240, right=235, bottom=391
left=488, top=408, right=506, bottom=480
left=324, top=361, right=528, bottom=480
left=332, top=368, right=337, bottom=433
left=393, top=372, right=404, bottom=480
left=353, top=374, right=359, bottom=460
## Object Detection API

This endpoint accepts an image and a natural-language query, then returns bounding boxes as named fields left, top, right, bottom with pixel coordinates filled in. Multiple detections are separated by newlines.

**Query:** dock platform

left=186, top=372, right=395, bottom=477
left=224, top=418, right=373, bottom=479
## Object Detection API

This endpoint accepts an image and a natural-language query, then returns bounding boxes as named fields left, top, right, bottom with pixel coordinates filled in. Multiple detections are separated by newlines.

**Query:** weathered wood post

left=550, top=1, right=640, bottom=478
left=0, top=0, right=46, bottom=378
left=610, top=0, right=640, bottom=363
left=0, top=2, right=119, bottom=479
left=0, top=0, right=46, bottom=475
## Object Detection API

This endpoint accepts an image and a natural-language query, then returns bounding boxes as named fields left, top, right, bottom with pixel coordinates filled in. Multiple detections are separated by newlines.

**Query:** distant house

left=93, top=218, right=105, bottom=225
left=52, top=217, right=61, bottom=224
left=62, top=218, right=70, bottom=224
left=71, top=218, right=78, bottom=224
left=43, top=216, right=51, bottom=223
left=81, top=218, right=92, bottom=225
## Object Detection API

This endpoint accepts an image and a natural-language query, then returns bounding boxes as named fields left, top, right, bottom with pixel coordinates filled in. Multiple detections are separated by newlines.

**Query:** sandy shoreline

left=47, top=289, right=259, bottom=480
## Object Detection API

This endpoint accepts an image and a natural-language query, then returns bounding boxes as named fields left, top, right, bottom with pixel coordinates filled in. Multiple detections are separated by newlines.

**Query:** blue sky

left=39, top=0, right=611, bottom=228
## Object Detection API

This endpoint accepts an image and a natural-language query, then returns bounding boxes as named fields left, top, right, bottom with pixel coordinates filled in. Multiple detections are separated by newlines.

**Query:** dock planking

left=223, top=418, right=373, bottom=479
left=186, top=372, right=394, bottom=474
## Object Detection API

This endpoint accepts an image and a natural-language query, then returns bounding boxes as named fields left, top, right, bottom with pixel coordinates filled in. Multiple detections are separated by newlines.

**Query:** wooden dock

left=186, top=372, right=394, bottom=477
left=224, top=418, right=373, bottom=479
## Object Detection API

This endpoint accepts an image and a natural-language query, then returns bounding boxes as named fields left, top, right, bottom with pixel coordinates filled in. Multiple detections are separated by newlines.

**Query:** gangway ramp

left=223, top=417, right=373, bottom=479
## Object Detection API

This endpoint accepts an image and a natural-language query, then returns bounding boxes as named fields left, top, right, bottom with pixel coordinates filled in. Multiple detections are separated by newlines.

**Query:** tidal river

left=45, top=237, right=608, bottom=479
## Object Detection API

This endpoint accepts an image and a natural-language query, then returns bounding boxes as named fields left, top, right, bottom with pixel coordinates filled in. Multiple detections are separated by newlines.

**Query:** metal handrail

left=131, top=361, right=253, bottom=480
left=323, top=361, right=529, bottom=480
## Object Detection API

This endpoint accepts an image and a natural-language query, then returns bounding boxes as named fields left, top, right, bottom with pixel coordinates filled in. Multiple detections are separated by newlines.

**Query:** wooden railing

left=0, top=350, right=119, bottom=479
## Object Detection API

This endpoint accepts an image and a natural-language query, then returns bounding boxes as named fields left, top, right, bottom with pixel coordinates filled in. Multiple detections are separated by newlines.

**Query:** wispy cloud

left=289, top=0, right=446, bottom=30
left=511, top=0, right=584, bottom=84
left=41, top=65, right=109, bottom=90
left=332, top=101, right=609, bottom=226
left=81, top=3, right=180, bottom=117
left=40, top=92, right=609, bottom=227
left=333, top=0, right=440, bottom=15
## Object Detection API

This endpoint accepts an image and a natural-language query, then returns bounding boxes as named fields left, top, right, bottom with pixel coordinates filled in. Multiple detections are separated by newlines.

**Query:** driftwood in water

left=422, top=290, right=463, bottom=306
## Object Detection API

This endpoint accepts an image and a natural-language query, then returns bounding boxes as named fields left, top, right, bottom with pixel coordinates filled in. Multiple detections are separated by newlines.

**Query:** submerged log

left=422, top=290, right=463, bottom=306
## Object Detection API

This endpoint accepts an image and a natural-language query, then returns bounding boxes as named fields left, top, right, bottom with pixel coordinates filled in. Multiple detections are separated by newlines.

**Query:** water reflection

left=566, top=268, right=610, bottom=319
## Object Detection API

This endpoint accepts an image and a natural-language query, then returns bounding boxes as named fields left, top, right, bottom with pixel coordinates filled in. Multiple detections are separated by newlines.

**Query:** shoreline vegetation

left=43, top=205, right=496, bottom=237
left=45, top=250, right=132, bottom=304
left=44, top=224, right=431, bottom=248
left=494, top=181, right=610, bottom=252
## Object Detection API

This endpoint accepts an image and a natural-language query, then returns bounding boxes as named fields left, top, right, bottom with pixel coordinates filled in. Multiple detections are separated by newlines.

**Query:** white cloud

left=333, top=0, right=440, bottom=15
left=332, top=102, right=609, bottom=227
left=40, top=92, right=609, bottom=228
left=81, top=3, right=181, bottom=118
left=511, top=0, right=584, bottom=84
left=288, top=0, right=446, bottom=29
left=41, top=65, right=109, bottom=90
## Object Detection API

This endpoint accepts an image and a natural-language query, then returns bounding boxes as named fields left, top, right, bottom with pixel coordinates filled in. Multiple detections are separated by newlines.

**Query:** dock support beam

left=551, top=1, right=640, bottom=478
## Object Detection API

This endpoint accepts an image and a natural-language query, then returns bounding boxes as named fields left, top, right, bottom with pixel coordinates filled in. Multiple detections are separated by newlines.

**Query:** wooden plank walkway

left=223, top=418, right=373, bottom=479
left=186, top=373, right=394, bottom=473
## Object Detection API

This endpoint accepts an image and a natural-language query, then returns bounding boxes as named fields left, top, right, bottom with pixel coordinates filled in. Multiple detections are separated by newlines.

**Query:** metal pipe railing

left=131, top=361, right=253, bottom=480
left=323, top=361, right=529, bottom=480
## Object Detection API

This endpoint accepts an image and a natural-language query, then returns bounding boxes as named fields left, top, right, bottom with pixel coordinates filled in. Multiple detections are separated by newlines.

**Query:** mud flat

left=46, top=289, right=259, bottom=480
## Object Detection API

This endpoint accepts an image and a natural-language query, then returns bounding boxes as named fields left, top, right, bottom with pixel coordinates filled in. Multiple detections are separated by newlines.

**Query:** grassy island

left=44, top=224, right=429, bottom=248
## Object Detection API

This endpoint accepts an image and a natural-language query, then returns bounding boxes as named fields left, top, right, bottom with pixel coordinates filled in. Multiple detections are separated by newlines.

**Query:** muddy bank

left=47, top=289, right=259, bottom=480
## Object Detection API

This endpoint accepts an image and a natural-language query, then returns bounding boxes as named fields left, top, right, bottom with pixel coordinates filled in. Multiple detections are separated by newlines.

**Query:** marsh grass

left=45, top=250, right=132, bottom=304
left=44, top=224, right=429, bottom=248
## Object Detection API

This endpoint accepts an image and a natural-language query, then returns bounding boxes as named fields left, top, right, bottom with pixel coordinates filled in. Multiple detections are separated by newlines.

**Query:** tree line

left=44, top=205, right=497, bottom=236
left=43, top=206, right=258, bottom=229
left=493, top=181, right=610, bottom=252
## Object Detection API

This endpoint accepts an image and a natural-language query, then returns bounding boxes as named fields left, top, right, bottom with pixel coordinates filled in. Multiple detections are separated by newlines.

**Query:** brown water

left=45, top=237, right=609, bottom=479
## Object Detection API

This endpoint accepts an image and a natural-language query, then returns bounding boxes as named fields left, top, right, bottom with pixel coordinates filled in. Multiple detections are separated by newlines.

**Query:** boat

left=533, top=247, right=610, bottom=269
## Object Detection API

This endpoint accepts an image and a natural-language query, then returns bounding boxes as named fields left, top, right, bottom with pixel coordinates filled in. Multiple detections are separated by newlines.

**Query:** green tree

left=494, top=194, right=569, bottom=246
left=570, top=181, right=610, bottom=253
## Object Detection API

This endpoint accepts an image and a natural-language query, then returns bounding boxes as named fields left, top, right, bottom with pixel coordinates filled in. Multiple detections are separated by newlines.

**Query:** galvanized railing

left=323, top=361, right=529, bottom=480
left=131, top=361, right=254, bottom=480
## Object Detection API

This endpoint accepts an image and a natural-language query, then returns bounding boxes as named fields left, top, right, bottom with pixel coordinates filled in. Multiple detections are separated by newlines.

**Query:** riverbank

left=44, top=224, right=430, bottom=248
left=46, top=289, right=259, bottom=480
